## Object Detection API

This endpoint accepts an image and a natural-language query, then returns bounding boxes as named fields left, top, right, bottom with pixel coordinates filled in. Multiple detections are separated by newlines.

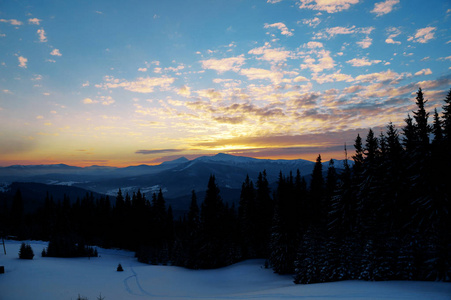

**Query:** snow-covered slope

left=1, top=240, right=450, bottom=300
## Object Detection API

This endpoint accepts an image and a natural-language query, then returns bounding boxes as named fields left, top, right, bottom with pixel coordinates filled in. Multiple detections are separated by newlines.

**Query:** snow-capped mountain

left=0, top=154, right=350, bottom=214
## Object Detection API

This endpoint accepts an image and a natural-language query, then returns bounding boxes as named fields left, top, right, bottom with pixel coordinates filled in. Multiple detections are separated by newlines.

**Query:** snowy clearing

left=0, top=240, right=450, bottom=300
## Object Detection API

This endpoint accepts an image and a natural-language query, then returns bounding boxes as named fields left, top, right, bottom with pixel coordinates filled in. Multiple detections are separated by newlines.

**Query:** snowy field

left=1, top=240, right=450, bottom=300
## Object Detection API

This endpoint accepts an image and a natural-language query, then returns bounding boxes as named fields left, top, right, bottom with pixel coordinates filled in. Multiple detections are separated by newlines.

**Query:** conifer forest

left=1, top=88, right=450, bottom=284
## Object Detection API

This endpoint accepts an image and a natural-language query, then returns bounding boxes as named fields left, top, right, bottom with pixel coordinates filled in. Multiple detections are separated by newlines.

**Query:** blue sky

left=1, top=0, right=450, bottom=166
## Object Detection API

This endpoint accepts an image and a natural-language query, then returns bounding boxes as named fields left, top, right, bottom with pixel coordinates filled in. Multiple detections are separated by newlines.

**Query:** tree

left=197, top=175, right=231, bottom=268
left=238, top=175, right=257, bottom=258
left=442, top=89, right=451, bottom=145
left=352, top=134, right=364, bottom=174
left=10, top=189, right=24, bottom=237
left=19, top=242, right=34, bottom=259
left=432, top=108, right=443, bottom=146
left=412, top=87, right=430, bottom=147
left=402, top=114, right=416, bottom=153
left=187, top=190, right=199, bottom=232
left=325, top=159, right=337, bottom=204
left=254, top=170, right=273, bottom=257
left=310, top=155, right=324, bottom=227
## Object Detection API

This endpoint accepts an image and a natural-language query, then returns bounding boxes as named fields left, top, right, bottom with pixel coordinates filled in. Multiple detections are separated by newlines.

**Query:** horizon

left=0, top=151, right=349, bottom=168
left=1, top=0, right=450, bottom=167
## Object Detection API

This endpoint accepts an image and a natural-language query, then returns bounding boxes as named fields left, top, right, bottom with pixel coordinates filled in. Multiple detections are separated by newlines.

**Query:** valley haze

left=0, top=153, right=349, bottom=214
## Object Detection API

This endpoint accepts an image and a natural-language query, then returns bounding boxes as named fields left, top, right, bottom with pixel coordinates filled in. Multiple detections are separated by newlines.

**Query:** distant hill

left=1, top=182, right=106, bottom=214
left=0, top=154, right=352, bottom=214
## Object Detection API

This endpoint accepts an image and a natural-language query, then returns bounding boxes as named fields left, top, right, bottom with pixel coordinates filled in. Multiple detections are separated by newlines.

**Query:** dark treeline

left=1, top=88, right=449, bottom=282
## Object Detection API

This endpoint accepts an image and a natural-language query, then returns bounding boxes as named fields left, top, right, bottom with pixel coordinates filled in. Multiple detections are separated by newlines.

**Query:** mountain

left=0, top=154, right=350, bottom=213
left=1, top=182, right=106, bottom=214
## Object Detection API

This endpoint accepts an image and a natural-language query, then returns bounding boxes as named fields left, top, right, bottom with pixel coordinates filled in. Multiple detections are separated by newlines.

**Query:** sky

left=0, top=0, right=450, bottom=167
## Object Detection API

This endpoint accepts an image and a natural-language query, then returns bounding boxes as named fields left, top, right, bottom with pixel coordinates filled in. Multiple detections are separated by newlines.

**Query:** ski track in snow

left=1, top=240, right=451, bottom=300
left=124, top=265, right=154, bottom=297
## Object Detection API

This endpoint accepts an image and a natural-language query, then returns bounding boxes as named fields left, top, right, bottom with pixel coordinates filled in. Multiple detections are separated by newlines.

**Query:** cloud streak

left=135, top=149, right=184, bottom=155
left=200, top=55, right=245, bottom=73
left=371, top=0, right=399, bottom=17
left=298, top=0, right=360, bottom=13
left=264, top=22, right=293, bottom=36
left=408, top=27, right=436, bottom=43
left=97, top=76, right=175, bottom=93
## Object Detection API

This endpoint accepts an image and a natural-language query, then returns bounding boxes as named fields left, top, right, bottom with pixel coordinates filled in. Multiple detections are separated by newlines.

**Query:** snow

left=1, top=240, right=450, bottom=300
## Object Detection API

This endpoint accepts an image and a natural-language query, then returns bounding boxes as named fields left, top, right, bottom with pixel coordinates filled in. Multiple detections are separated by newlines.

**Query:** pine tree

left=325, top=159, right=337, bottom=204
left=412, top=87, right=430, bottom=148
left=442, top=89, right=451, bottom=145
left=10, top=189, right=24, bottom=237
left=432, top=108, right=443, bottom=146
left=238, top=175, right=257, bottom=258
left=254, top=170, right=273, bottom=257
left=402, top=114, right=416, bottom=153
left=187, top=190, right=199, bottom=232
left=310, top=155, right=324, bottom=227
left=352, top=134, right=364, bottom=175
left=19, top=242, right=34, bottom=259
left=198, top=175, right=230, bottom=268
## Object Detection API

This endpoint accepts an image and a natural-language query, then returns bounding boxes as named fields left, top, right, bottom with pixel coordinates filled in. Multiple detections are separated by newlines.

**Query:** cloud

left=346, top=57, right=382, bottom=67
left=97, top=76, right=175, bottom=93
left=28, top=18, right=41, bottom=25
left=200, top=55, right=245, bottom=73
left=408, top=27, right=436, bottom=43
left=294, top=76, right=309, bottom=82
left=135, top=149, right=184, bottom=155
left=264, top=22, right=293, bottom=36
left=178, top=85, right=191, bottom=97
left=138, top=67, right=147, bottom=72
left=267, top=0, right=282, bottom=3
left=100, top=96, right=115, bottom=105
left=32, top=74, right=43, bottom=81
left=301, top=17, right=321, bottom=28
left=300, top=49, right=335, bottom=74
left=414, top=68, right=432, bottom=76
left=240, top=68, right=284, bottom=83
left=50, top=49, right=62, bottom=56
left=312, top=71, right=354, bottom=84
left=385, top=27, right=401, bottom=44
left=356, top=36, right=372, bottom=48
left=83, top=98, right=95, bottom=104
left=323, top=25, right=356, bottom=37
left=37, top=28, right=47, bottom=42
left=355, top=70, right=409, bottom=83
left=314, top=26, right=374, bottom=41
left=415, top=74, right=451, bottom=90
left=0, top=19, right=23, bottom=26
left=371, top=0, right=399, bottom=17
left=196, top=89, right=223, bottom=102
left=298, top=0, right=360, bottom=13
left=248, top=43, right=292, bottom=62
left=18, top=56, right=28, bottom=68
left=305, top=41, right=324, bottom=49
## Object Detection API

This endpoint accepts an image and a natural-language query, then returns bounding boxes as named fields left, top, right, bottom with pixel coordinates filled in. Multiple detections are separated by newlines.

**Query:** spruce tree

left=187, top=190, right=199, bottom=232
left=432, top=108, right=443, bottom=146
left=19, top=242, right=34, bottom=259
left=10, top=189, right=24, bottom=237
left=442, top=89, right=451, bottom=145
left=310, top=155, right=324, bottom=227
left=412, top=87, right=430, bottom=148
left=238, top=175, right=257, bottom=258
left=255, top=170, right=273, bottom=257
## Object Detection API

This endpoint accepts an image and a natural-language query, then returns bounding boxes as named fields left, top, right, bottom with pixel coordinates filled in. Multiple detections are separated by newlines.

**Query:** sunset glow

left=1, top=0, right=450, bottom=166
